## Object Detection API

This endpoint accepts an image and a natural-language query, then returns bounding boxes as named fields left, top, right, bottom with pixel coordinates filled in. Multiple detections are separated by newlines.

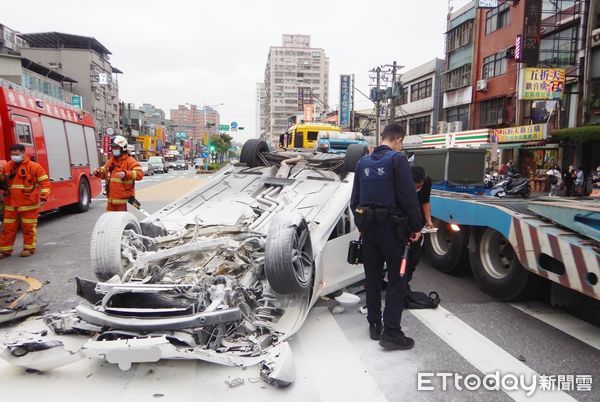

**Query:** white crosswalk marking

left=410, top=306, right=576, bottom=402
left=511, top=302, right=600, bottom=351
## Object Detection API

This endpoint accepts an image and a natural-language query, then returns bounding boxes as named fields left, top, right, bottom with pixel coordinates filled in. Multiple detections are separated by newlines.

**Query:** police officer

left=351, top=123, right=423, bottom=350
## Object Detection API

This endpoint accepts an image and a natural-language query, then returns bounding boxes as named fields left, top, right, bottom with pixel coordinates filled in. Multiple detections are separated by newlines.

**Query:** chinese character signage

left=338, top=75, right=352, bottom=127
left=297, top=88, right=304, bottom=112
left=522, top=0, right=542, bottom=65
left=491, top=124, right=547, bottom=143
left=478, top=0, right=498, bottom=8
left=519, top=68, right=565, bottom=100
left=174, top=131, right=188, bottom=141
left=304, top=104, right=314, bottom=122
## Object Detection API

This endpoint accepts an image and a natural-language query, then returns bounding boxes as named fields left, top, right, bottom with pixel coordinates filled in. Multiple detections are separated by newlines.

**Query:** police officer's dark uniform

left=351, top=126, right=423, bottom=350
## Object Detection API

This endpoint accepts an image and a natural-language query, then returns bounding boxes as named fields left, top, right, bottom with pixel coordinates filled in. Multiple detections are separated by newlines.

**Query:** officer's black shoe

left=369, top=323, right=382, bottom=340
left=379, top=330, right=415, bottom=350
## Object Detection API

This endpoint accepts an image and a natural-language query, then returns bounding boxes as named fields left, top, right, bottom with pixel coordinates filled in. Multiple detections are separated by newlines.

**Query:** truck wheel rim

left=80, top=183, right=90, bottom=206
left=291, top=224, right=312, bottom=286
left=429, top=221, right=451, bottom=256
left=480, top=230, right=514, bottom=280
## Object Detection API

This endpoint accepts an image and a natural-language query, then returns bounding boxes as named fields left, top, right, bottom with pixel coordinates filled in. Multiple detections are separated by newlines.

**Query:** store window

left=479, top=98, right=504, bottom=126
left=409, top=115, right=431, bottom=135
left=485, top=3, right=510, bottom=35
left=539, top=27, right=578, bottom=68
left=410, top=78, right=432, bottom=102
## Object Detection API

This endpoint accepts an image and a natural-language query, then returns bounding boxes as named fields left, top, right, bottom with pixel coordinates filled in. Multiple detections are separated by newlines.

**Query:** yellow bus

left=281, top=123, right=341, bottom=150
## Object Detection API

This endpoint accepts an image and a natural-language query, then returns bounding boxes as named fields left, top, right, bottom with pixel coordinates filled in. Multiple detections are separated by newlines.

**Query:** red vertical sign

left=102, top=134, right=111, bottom=153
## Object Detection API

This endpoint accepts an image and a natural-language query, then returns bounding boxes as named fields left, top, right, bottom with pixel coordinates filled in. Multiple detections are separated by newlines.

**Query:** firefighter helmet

left=111, top=135, right=128, bottom=150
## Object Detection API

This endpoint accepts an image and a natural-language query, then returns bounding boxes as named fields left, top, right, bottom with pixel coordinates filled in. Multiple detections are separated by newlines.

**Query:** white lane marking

left=292, top=306, right=387, bottom=402
left=410, top=306, right=576, bottom=402
left=511, top=302, right=600, bottom=351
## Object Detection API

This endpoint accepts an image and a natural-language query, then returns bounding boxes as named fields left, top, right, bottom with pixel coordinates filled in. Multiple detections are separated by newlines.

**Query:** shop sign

left=491, top=124, right=547, bottom=143
left=519, top=68, right=565, bottom=100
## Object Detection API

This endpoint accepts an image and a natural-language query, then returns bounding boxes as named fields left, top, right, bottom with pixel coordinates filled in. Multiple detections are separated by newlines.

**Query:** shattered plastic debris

left=331, top=305, right=345, bottom=314
left=225, top=377, right=245, bottom=388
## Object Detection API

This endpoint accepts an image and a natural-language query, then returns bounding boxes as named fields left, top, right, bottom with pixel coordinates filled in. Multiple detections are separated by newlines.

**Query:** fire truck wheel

left=423, top=218, right=469, bottom=274
left=265, top=213, right=314, bottom=294
left=240, top=139, right=269, bottom=168
left=72, top=178, right=91, bottom=213
left=469, top=228, right=546, bottom=301
left=91, top=212, right=142, bottom=281
left=343, top=144, right=368, bottom=173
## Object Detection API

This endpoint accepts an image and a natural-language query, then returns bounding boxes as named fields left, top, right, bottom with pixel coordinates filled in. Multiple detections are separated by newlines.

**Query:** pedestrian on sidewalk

left=574, top=166, right=584, bottom=196
left=563, top=165, right=575, bottom=196
left=546, top=165, right=561, bottom=197
left=94, top=136, right=143, bottom=211
left=0, top=144, right=50, bottom=258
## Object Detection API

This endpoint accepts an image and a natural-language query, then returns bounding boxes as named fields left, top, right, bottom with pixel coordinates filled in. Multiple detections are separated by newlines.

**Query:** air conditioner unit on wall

left=476, top=79, right=488, bottom=91
left=451, top=121, right=463, bottom=132
left=437, top=121, right=447, bottom=133
left=592, top=28, right=600, bottom=48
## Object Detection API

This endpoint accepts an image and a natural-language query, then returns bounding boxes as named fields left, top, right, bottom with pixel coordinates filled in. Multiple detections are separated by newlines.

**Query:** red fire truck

left=0, top=79, right=101, bottom=213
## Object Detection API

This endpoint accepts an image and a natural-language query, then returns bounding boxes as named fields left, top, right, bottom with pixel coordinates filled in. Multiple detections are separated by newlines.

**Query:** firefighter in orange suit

left=94, top=135, right=143, bottom=211
left=0, top=144, right=51, bottom=258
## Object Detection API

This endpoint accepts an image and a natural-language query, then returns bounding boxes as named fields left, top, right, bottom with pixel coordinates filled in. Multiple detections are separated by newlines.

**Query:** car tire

left=240, top=139, right=269, bottom=168
left=67, top=177, right=91, bottom=213
left=91, top=212, right=142, bottom=281
left=343, top=144, right=368, bottom=173
left=265, top=213, right=314, bottom=294
left=469, top=228, right=546, bottom=301
left=423, top=218, right=469, bottom=274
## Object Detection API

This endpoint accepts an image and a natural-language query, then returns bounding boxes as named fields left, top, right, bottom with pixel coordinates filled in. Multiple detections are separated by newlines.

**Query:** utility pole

left=389, top=61, right=398, bottom=122
left=375, top=67, right=381, bottom=146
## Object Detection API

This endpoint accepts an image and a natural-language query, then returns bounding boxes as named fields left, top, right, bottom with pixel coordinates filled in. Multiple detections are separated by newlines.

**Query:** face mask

left=112, top=149, right=122, bottom=157
left=11, top=155, right=23, bottom=163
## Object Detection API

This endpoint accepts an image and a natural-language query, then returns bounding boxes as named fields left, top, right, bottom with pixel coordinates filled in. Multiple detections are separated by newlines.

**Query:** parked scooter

left=490, top=173, right=531, bottom=198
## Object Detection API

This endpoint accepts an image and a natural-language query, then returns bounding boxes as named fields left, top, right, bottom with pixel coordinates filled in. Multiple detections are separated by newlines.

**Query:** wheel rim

left=479, top=230, right=515, bottom=280
left=291, top=223, right=312, bottom=286
left=429, top=219, right=451, bottom=256
left=80, top=183, right=90, bottom=206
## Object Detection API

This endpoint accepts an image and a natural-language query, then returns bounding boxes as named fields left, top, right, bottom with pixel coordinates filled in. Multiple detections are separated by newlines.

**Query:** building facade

left=263, top=34, right=330, bottom=147
left=169, top=104, right=220, bottom=144
left=395, top=58, right=445, bottom=136
left=18, top=32, right=122, bottom=136
left=255, top=82, right=266, bottom=138
left=442, top=1, right=476, bottom=132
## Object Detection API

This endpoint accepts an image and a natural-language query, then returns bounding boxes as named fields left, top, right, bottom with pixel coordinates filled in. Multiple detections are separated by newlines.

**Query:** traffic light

left=209, top=145, right=215, bottom=152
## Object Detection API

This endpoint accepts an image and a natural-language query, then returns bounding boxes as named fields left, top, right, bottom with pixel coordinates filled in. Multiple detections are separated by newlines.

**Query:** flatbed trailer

left=425, top=191, right=600, bottom=302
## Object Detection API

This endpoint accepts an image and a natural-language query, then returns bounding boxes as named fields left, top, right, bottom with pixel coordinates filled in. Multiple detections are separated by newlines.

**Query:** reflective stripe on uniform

left=17, top=204, right=40, bottom=212
left=23, top=244, right=36, bottom=249
left=10, top=184, right=35, bottom=190
left=108, top=198, right=129, bottom=204
left=37, top=175, right=49, bottom=182
left=3, top=219, right=16, bottom=224
left=0, top=245, right=14, bottom=251
left=21, top=218, right=38, bottom=224
left=4, top=206, right=15, bottom=211
left=109, top=178, right=134, bottom=184
left=132, top=169, right=142, bottom=180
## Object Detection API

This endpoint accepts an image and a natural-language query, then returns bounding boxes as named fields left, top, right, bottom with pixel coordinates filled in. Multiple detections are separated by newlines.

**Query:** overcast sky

left=3, top=0, right=470, bottom=143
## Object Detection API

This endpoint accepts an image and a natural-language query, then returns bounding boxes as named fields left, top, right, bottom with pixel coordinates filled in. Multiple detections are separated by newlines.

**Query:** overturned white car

left=1, top=140, right=368, bottom=385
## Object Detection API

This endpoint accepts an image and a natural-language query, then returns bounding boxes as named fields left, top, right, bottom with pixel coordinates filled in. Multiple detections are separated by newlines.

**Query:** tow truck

left=412, top=147, right=600, bottom=303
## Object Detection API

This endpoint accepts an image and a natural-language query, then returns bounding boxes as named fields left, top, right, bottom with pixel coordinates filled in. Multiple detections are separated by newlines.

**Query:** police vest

left=358, top=150, right=397, bottom=208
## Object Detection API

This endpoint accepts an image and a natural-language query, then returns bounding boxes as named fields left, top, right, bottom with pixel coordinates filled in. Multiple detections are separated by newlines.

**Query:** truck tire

left=91, top=212, right=142, bottom=281
left=469, top=228, right=545, bottom=301
left=265, top=213, right=313, bottom=294
left=71, top=177, right=91, bottom=213
left=423, top=218, right=469, bottom=274
left=240, top=139, right=269, bottom=168
left=344, top=144, right=368, bottom=173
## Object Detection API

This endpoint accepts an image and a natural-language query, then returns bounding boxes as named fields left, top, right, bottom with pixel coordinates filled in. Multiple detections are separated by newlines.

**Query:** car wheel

left=469, top=228, right=545, bottom=301
left=240, top=139, right=269, bottom=168
left=343, top=144, right=368, bottom=173
left=90, top=212, right=142, bottom=281
left=265, top=213, right=314, bottom=294
left=423, top=218, right=469, bottom=274
left=67, top=177, right=91, bottom=213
